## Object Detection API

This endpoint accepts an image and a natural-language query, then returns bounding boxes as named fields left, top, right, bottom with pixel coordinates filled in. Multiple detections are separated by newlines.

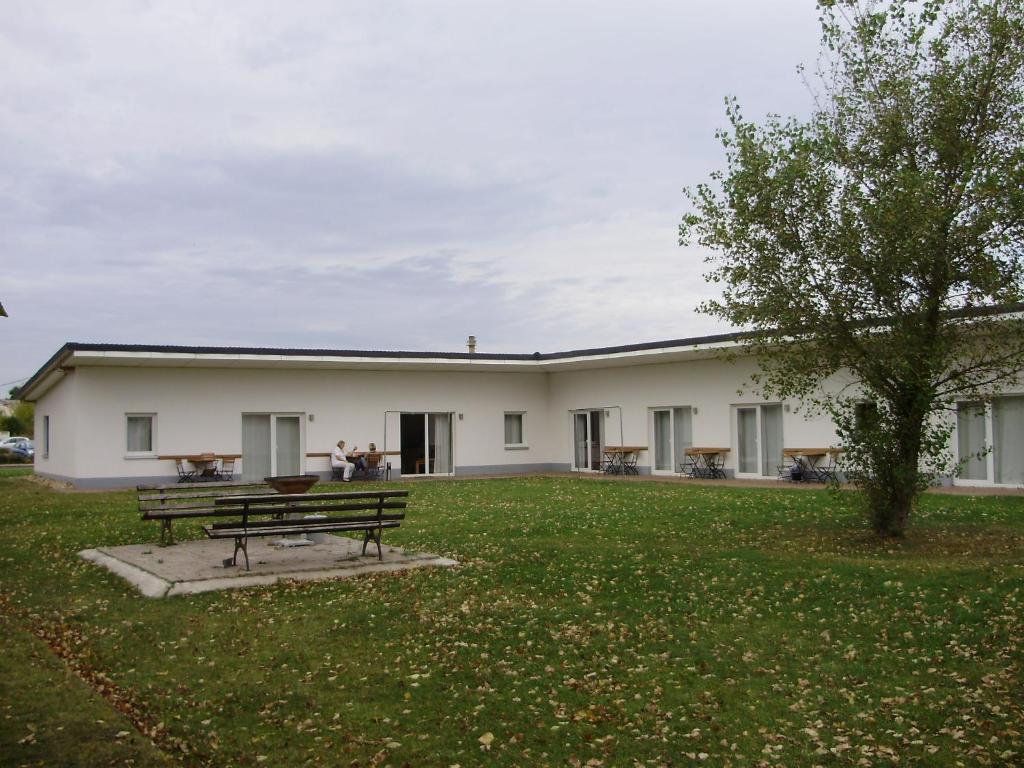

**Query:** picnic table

left=682, top=447, right=730, bottom=479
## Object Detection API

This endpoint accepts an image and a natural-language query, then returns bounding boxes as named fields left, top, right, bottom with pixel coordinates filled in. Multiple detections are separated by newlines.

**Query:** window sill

left=125, top=453, right=157, bottom=460
left=504, top=445, right=529, bottom=451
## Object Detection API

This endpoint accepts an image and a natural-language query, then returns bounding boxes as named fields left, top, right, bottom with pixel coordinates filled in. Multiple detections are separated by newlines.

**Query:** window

left=854, top=401, right=879, bottom=431
left=504, top=412, right=526, bottom=448
left=42, top=415, right=50, bottom=459
left=126, top=414, right=155, bottom=455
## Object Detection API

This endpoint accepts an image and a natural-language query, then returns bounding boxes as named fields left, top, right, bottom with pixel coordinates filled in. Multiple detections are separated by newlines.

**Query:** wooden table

left=602, top=445, right=647, bottom=475
left=683, top=447, right=730, bottom=479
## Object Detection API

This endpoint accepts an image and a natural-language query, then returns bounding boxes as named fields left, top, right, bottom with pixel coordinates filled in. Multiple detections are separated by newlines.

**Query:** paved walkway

left=80, top=535, right=456, bottom=599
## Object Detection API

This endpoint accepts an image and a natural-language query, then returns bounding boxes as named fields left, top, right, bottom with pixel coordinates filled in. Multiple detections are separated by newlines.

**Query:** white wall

left=36, top=352, right=1021, bottom=486
left=548, top=356, right=843, bottom=474
left=33, top=370, right=78, bottom=479
left=59, top=365, right=552, bottom=482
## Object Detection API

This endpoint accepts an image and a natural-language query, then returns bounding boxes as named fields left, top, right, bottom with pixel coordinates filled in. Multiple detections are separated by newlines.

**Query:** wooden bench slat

left=205, top=518, right=403, bottom=535
left=142, top=508, right=220, bottom=521
left=215, top=490, right=410, bottom=505
left=140, top=499, right=248, bottom=512
left=209, top=512, right=406, bottom=531
left=204, top=520, right=402, bottom=539
left=211, top=501, right=407, bottom=516
left=137, top=481, right=266, bottom=492
left=137, top=488, right=275, bottom=502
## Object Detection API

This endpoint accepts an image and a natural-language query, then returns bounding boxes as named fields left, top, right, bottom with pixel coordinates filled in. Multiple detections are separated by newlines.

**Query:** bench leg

left=159, top=519, right=174, bottom=546
left=361, top=528, right=383, bottom=560
left=232, top=535, right=250, bottom=570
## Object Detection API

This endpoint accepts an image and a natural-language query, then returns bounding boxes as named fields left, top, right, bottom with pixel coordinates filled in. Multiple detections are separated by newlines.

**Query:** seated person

left=331, top=440, right=357, bottom=482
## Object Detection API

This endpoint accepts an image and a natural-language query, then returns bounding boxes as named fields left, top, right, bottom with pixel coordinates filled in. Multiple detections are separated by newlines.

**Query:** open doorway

left=400, top=412, right=453, bottom=475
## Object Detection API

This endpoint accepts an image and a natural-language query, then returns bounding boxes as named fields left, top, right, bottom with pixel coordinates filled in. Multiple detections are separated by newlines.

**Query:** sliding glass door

left=735, top=404, right=783, bottom=477
left=652, top=406, right=692, bottom=474
left=400, top=412, right=454, bottom=476
left=957, top=396, right=1024, bottom=486
left=571, top=409, right=604, bottom=471
left=241, top=413, right=303, bottom=480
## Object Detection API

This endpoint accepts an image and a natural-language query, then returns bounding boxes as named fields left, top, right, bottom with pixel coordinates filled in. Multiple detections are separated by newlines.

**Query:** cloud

left=0, top=0, right=823, bottom=387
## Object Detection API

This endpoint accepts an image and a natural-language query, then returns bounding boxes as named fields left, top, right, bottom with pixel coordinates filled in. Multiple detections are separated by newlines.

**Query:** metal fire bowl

left=264, top=474, right=320, bottom=494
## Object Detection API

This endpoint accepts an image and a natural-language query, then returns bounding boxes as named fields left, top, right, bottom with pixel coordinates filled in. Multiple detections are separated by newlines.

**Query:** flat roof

left=21, top=301, right=1024, bottom=401
left=19, top=330, right=752, bottom=400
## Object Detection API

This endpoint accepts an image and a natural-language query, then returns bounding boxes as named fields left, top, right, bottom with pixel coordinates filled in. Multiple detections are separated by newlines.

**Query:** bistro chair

left=708, top=453, right=727, bottom=479
left=217, top=456, right=236, bottom=481
left=622, top=452, right=639, bottom=476
left=362, top=452, right=385, bottom=480
left=811, top=452, right=839, bottom=483
left=174, top=458, right=195, bottom=483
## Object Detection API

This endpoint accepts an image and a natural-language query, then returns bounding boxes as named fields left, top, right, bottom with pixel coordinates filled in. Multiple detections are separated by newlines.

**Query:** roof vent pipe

left=467, top=335, right=477, bottom=354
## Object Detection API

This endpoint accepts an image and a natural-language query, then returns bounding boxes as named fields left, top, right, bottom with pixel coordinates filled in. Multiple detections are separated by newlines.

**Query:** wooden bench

left=138, top=481, right=277, bottom=545
left=206, top=490, right=410, bottom=570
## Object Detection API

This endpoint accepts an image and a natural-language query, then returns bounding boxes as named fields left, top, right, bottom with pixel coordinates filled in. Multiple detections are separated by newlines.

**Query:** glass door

left=400, top=412, right=454, bottom=475
left=652, top=406, right=692, bottom=474
left=994, top=396, right=1024, bottom=485
left=735, top=404, right=783, bottom=477
left=242, top=413, right=304, bottom=480
left=242, top=414, right=271, bottom=481
left=571, top=409, right=604, bottom=471
left=275, top=416, right=301, bottom=476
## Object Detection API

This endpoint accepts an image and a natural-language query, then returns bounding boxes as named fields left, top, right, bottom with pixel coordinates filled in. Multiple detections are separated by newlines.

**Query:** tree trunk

left=866, top=402, right=926, bottom=538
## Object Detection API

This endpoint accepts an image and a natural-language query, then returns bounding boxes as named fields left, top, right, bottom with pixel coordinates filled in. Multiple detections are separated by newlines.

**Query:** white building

left=17, top=333, right=1024, bottom=489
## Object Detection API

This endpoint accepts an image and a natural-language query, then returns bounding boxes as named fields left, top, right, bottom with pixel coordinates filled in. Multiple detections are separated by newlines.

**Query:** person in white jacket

left=331, top=440, right=356, bottom=481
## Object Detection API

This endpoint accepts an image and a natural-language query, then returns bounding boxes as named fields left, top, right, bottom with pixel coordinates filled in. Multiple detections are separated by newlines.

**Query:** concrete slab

left=79, top=535, right=457, bottom=598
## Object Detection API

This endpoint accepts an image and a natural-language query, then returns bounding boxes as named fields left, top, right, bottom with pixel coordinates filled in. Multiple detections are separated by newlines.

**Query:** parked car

left=0, top=436, right=34, bottom=459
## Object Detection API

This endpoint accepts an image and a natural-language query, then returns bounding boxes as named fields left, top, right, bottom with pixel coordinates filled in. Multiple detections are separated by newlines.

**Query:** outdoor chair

left=622, top=452, right=639, bottom=475
left=174, top=458, right=195, bottom=483
left=217, top=456, right=236, bottom=481
left=811, top=453, right=839, bottom=483
left=362, top=452, right=385, bottom=480
left=707, top=454, right=727, bottom=479
left=778, top=461, right=803, bottom=482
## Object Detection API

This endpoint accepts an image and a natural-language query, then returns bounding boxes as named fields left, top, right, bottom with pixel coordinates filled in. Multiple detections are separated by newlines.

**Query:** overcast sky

left=1, top=0, right=823, bottom=390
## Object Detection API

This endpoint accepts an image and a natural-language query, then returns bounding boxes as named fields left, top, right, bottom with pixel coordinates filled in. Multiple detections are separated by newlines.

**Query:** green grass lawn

left=1, top=475, right=1022, bottom=767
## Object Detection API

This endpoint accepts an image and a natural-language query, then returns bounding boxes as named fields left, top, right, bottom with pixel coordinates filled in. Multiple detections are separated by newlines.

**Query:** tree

left=680, top=0, right=1024, bottom=536
left=1, top=401, right=33, bottom=438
